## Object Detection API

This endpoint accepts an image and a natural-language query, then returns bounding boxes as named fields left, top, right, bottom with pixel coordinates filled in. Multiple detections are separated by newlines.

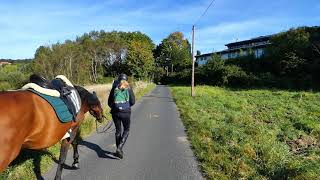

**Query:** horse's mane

left=74, top=86, right=100, bottom=105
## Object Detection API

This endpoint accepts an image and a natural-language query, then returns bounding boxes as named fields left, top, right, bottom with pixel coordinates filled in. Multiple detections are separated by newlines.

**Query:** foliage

left=126, top=40, right=155, bottom=78
left=154, top=32, right=192, bottom=72
left=96, top=76, right=114, bottom=84
left=152, top=67, right=166, bottom=84
left=160, top=69, right=191, bottom=85
left=265, top=27, right=311, bottom=76
left=162, top=54, right=249, bottom=87
left=0, top=63, right=32, bottom=90
left=33, top=42, right=91, bottom=84
left=33, top=30, right=155, bottom=84
left=162, top=26, right=320, bottom=90
left=199, top=55, right=248, bottom=86
left=171, top=86, right=320, bottom=180
left=224, top=26, right=320, bottom=90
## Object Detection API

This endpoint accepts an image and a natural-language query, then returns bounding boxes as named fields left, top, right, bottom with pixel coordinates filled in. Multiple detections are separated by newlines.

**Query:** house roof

left=195, top=34, right=274, bottom=58
left=225, top=35, right=272, bottom=47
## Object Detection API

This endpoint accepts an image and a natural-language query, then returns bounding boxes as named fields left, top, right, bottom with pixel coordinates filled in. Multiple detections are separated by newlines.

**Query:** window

left=254, top=49, right=264, bottom=58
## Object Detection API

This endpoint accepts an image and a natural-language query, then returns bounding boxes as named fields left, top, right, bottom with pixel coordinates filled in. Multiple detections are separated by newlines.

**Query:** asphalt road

left=45, top=85, right=203, bottom=180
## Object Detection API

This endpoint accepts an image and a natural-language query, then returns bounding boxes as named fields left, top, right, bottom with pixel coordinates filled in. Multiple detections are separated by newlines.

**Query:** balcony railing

left=228, top=41, right=271, bottom=50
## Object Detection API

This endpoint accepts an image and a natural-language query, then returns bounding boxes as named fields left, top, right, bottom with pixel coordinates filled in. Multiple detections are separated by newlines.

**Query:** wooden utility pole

left=166, top=66, right=168, bottom=76
left=191, top=25, right=195, bottom=97
left=190, top=0, right=214, bottom=96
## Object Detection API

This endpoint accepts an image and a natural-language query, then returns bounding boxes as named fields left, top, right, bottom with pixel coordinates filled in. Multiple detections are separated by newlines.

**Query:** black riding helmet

left=118, top=73, right=128, bottom=81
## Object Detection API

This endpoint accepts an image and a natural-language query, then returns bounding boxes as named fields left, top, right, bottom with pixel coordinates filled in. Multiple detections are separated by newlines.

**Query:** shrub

left=160, top=69, right=191, bottom=85
left=0, top=64, right=30, bottom=90
left=153, top=67, right=166, bottom=84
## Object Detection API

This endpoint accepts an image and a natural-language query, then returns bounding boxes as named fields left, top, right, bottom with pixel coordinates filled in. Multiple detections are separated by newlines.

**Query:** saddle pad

left=28, top=89, right=73, bottom=123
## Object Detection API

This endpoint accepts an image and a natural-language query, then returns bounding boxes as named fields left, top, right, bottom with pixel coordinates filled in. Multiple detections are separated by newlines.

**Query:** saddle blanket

left=28, top=89, right=74, bottom=123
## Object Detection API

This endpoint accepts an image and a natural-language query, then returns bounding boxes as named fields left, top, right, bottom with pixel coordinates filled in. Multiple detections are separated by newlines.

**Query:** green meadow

left=171, top=86, right=320, bottom=180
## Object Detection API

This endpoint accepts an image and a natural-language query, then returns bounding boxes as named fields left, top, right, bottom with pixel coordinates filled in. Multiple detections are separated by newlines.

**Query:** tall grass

left=0, top=82, right=155, bottom=180
left=171, top=86, right=320, bottom=180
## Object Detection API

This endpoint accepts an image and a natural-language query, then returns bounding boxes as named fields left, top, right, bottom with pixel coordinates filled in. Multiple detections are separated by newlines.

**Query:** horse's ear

left=92, top=91, right=98, bottom=98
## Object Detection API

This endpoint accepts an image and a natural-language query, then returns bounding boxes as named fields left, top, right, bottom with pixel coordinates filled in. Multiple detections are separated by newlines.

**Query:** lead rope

left=95, top=118, right=114, bottom=134
left=95, top=120, right=99, bottom=133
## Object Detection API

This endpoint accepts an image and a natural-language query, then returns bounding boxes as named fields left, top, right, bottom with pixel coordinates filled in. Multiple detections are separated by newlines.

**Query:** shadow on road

left=79, top=140, right=119, bottom=160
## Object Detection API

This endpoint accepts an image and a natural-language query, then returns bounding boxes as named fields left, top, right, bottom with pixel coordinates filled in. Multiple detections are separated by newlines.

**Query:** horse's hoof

left=72, top=163, right=80, bottom=169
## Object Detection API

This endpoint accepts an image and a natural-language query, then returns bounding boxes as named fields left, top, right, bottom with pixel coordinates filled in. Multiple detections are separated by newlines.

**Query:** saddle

left=26, top=74, right=81, bottom=121
left=29, top=74, right=72, bottom=95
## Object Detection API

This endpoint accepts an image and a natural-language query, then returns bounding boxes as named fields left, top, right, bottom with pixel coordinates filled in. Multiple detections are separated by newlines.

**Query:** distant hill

left=0, top=58, right=33, bottom=64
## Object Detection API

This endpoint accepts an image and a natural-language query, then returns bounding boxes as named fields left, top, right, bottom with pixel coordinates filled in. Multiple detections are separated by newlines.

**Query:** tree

left=98, top=31, right=155, bottom=79
left=33, top=46, right=54, bottom=78
left=154, top=32, right=191, bottom=72
left=126, top=40, right=155, bottom=78
left=32, top=30, right=156, bottom=84
left=265, top=27, right=310, bottom=76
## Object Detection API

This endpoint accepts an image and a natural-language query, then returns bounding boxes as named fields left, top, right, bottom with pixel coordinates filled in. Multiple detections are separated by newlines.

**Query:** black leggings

left=112, top=112, right=131, bottom=150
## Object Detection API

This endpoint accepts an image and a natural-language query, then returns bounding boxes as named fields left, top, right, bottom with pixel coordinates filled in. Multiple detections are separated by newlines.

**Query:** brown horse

left=0, top=85, right=104, bottom=180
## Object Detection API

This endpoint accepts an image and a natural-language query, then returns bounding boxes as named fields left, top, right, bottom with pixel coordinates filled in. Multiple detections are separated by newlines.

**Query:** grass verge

left=171, top=86, right=320, bottom=180
left=0, top=82, right=155, bottom=180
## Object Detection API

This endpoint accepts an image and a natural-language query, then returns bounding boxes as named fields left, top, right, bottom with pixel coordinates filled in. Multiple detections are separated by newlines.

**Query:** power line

left=194, top=0, right=216, bottom=26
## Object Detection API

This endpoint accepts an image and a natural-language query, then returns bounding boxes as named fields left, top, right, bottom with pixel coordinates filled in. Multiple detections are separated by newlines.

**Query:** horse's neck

left=80, top=99, right=90, bottom=114
left=73, top=99, right=88, bottom=122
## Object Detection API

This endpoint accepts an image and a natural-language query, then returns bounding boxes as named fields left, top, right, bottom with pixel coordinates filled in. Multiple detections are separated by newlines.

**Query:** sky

left=0, top=0, right=320, bottom=59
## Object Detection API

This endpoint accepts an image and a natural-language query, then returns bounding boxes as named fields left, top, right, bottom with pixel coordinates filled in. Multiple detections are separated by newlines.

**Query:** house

left=196, top=35, right=272, bottom=65
left=0, top=61, right=12, bottom=66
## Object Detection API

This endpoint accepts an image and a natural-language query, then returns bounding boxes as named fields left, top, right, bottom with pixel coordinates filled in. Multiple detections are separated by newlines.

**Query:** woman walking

left=108, top=74, right=135, bottom=159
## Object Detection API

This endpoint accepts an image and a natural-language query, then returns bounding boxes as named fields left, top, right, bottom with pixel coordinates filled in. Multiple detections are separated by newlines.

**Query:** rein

left=95, top=116, right=114, bottom=134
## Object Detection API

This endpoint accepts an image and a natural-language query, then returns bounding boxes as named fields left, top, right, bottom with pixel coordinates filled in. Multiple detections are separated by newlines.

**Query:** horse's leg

left=71, top=129, right=80, bottom=169
left=33, top=150, right=44, bottom=180
left=0, top=142, right=21, bottom=172
left=54, top=139, right=69, bottom=180
left=0, top=151, right=13, bottom=172
left=0, top=150, right=11, bottom=172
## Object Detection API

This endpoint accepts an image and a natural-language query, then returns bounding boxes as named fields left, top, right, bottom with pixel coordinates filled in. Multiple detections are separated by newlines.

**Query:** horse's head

left=75, top=86, right=104, bottom=123
left=87, top=91, right=104, bottom=123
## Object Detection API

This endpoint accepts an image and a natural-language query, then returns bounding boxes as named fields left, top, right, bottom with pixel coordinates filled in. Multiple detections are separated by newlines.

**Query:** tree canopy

left=33, top=30, right=155, bottom=84
left=154, top=32, right=191, bottom=72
